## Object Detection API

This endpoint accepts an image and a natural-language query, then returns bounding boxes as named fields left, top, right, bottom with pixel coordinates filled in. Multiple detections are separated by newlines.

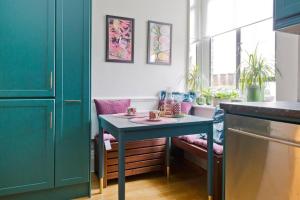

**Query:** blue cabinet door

left=55, top=0, right=91, bottom=187
left=0, top=0, right=55, bottom=98
left=0, top=100, right=54, bottom=196
left=275, top=0, right=300, bottom=20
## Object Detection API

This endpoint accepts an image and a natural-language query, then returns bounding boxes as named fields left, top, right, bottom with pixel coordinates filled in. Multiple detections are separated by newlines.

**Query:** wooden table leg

left=207, top=123, right=214, bottom=200
left=98, top=126, right=104, bottom=194
left=118, top=134, right=126, bottom=200
left=166, top=137, right=171, bottom=178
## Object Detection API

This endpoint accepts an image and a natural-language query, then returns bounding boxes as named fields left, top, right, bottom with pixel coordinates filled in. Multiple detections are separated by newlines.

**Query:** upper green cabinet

left=0, top=100, right=54, bottom=197
left=0, top=0, right=55, bottom=98
left=274, top=0, right=300, bottom=33
left=0, top=0, right=90, bottom=198
left=275, top=0, right=300, bottom=19
left=55, top=0, right=91, bottom=187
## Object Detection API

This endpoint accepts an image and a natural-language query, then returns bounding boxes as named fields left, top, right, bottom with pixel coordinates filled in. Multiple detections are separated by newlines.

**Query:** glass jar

left=164, top=89, right=174, bottom=116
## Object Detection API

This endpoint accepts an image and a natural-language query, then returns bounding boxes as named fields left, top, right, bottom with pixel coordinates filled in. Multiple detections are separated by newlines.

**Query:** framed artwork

left=147, top=21, right=172, bottom=65
left=106, top=15, right=134, bottom=63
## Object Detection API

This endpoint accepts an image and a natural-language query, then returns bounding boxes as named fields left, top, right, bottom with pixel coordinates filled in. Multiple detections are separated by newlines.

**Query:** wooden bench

left=172, top=137, right=223, bottom=200
left=171, top=105, right=223, bottom=200
left=94, top=138, right=167, bottom=187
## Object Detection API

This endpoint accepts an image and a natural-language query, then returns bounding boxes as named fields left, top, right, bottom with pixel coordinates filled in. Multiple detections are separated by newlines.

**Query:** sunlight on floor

left=77, top=165, right=208, bottom=200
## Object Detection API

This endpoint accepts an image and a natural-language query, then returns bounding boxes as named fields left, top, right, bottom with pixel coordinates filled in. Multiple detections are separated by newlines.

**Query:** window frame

left=208, top=20, right=276, bottom=90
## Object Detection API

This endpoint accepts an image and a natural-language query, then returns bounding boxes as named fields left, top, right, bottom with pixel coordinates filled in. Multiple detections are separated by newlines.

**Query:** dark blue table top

left=98, top=114, right=213, bottom=131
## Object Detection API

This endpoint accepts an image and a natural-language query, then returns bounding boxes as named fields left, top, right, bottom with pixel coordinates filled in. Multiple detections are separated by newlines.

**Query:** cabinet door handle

left=64, top=100, right=82, bottom=103
left=50, top=72, right=53, bottom=89
left=228, top=128, right=300, bottom=148
left=50, top=112, right=53, bottom=129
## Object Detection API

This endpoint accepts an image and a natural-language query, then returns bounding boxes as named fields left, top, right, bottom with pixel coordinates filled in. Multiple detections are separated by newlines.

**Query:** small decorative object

left=149, top=110, right=161, bottom=121
left=173, top=101, right=181, bottom=115
left=127, top=107, right=136, bottom=116
left=147, top=21, right=172, bottom=65
left=163, top=88, right=174, bottom=116
left=172, top=94, right=182, bottom=116
left=106, top=15, right=134, bottom=63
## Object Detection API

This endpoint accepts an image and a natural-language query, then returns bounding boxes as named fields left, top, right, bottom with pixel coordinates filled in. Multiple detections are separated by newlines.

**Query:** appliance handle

left=228, top=128, right=300, bottom=148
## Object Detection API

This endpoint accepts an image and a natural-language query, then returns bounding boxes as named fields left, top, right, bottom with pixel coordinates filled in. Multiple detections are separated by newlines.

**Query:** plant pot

left=247, top=86, right=264, bottom=102
left=196, top=96, right=206, bottom=105
left=205, top=96, right=213, bottom=105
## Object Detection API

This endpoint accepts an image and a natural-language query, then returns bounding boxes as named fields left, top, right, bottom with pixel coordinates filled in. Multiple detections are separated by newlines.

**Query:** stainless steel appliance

left=225, top=114, right=300, bottom=200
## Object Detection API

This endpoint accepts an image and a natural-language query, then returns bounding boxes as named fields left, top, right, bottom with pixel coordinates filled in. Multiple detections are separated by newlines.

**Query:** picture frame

left=106, top=15, right=135, bottom=63
left=147, top=21, right=172, bottom=65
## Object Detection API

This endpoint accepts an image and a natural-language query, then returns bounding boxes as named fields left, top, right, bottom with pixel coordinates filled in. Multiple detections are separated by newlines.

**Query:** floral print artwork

left=148, top=21, right=172, bottom=65
left=106, top=16, right=134, bottom=62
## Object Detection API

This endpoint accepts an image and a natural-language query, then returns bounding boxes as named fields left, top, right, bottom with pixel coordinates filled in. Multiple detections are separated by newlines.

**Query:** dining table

left=97, top=113, right=214, bottom=200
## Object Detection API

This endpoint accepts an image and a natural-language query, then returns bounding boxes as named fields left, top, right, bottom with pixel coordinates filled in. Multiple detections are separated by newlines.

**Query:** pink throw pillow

left=181, top=102, right=193, bottom=114
left=94, top=99, right=131, bottom=115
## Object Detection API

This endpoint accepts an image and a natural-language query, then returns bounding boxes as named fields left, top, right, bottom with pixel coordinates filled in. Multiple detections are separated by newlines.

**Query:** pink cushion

left=177, top=136, right=223, bottom=155
left=178, top=134, right=199, bottom=143
left=95, top=131, right=117, bottom=142
left=181, top=102, right=193, bottom=114
left=193, top=138, right=223, bottom=155
left=94, top=99, right=131, bottom=115
left=103, top=133, right=117, bottom=142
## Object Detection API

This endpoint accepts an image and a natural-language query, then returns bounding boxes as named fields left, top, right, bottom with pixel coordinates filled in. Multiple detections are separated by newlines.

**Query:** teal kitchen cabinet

left=274, top=0, right=300, bottom=34
left=55, top=0, right=91, bottom=187
left=0, top=100, right=54, bottom=197
left=0, top=0, right=55, bottom=97
left=0, top=0, right=91, bottom=199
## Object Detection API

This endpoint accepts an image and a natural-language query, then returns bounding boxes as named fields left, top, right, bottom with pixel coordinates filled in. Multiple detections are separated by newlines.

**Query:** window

left=211, top=31, right=236, bottom=89
left=189, top=0, right=276, bottom=100
left=210, top=19, right=275, bottom=99
left=205, top=0, right=273, bottom=37
left=240, top=20, right=275, bottom=70
left=240, top=19, right=276, bottom=99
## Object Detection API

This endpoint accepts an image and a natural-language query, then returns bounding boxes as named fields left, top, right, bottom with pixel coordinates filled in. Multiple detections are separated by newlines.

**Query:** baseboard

left=0, top=183, right=90, bottom=200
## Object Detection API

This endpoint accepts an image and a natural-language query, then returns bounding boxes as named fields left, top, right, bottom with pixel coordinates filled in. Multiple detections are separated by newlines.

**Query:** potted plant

left=213, top=89, right=239, bottom=106
left=200, top=88, right=239, bottom=106
left=187, top=64, right=202, bottom=93
left=239, top=48, right=279, bottom=102
left=187, top=65, right=206, bottom=104
left=202, top=87, right=213, bottom=105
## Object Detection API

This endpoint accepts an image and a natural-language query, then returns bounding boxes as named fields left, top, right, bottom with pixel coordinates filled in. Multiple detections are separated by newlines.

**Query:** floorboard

left=77, top=163, right=208, bottom=200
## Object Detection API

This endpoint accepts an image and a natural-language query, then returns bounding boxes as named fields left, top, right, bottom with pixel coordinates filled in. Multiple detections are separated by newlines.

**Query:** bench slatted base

left=95, top=138, right=167, bottom=187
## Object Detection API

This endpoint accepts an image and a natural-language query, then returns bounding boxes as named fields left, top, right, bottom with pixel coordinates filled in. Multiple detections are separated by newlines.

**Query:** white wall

left=275, top=32, right=300, bottom=101
left=92, top=0, right=188, bottom=98
left=91, top=0, right=188, bottom=137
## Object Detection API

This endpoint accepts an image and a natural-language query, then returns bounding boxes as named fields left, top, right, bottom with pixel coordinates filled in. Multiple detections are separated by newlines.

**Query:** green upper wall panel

left=274, top=0, right=300, bottom=33
left=0, top=0, right=55, bottom=98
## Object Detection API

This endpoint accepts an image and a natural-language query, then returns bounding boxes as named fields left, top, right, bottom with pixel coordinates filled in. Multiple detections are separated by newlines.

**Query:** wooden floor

left=77, top=164, right=208, bottom=200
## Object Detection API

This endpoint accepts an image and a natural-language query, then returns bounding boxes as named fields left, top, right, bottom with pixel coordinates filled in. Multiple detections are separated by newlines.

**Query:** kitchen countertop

left=220, top=101, right=300, bottom=124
